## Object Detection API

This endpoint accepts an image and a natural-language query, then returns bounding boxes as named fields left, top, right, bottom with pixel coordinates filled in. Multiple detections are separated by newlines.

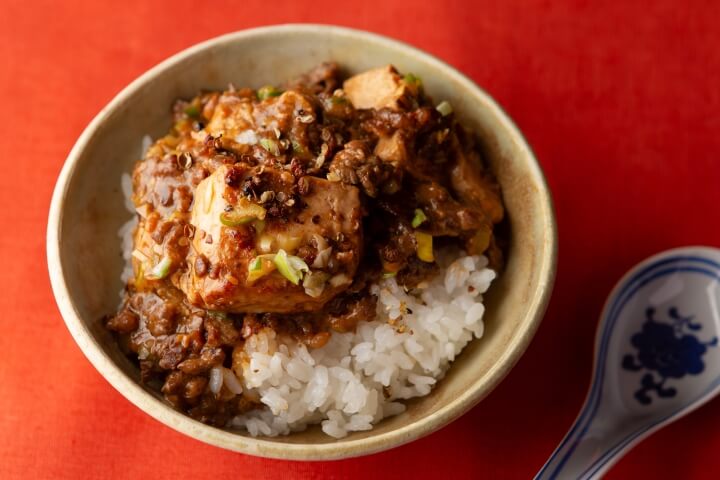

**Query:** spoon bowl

left=538, top=246, right=720, bottom=479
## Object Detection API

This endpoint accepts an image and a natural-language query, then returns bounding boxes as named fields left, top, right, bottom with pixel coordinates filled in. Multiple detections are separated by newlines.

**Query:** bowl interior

left=49, top=25, right=556, bottom=459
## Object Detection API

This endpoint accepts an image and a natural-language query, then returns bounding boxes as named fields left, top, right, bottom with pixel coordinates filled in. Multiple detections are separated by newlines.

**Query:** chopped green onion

left=330, top=96, right=347, bottom=105
left=273, top=249, right=309, bottom=285
left=411, top=208, right=428, bottom=228
left=414, top=232, right=434, bottom=263
left=220, top=200, right=267, bottom=228
left=249, top=257, right=263, bottom=272
left=184, top=105, right=200, bottom=118
left=246, top=254, right=276, bottom=283
left=274, top=249, right=298, bottom=284
left=436, top=101, right=453, bottom=117
left=404, top=73, right=421, bottom=85
left=257, top=85, right=282, bottom=101
left=145, top=256, right=172, bottom=280
left=220, top=211, right=257, bottom=227
left=259, top=138, right=280, bottom=156
left=208, top=310, right=228, bottom=320
left=382, top=271, right=397, bottom=279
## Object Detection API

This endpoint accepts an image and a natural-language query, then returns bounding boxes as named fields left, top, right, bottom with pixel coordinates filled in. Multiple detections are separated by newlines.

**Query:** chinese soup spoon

left=537, top=246, right=720, bottom=479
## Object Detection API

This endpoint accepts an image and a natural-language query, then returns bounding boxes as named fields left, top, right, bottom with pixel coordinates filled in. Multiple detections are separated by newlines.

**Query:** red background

left=2, top=0, right=720, bottom=478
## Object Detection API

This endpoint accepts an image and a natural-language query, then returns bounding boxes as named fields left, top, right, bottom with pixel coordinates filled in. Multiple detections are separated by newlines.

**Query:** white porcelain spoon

left=536, top=246, right=720, bottom=479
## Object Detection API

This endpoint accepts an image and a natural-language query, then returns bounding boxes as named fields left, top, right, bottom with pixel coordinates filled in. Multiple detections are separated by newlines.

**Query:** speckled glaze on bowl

left=47, top=24, right=557, bottom=460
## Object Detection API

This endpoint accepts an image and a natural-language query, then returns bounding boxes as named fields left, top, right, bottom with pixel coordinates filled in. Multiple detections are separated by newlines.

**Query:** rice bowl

left=47, top=25, right=557, bottom=459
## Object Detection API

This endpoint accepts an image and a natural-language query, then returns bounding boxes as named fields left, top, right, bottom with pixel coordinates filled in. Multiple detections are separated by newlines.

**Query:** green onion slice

left=411, top=208, right=428, bottom=228
left=257, top=85, right=282, bottom=101
left=273, top=249, right=309, bottom=285
left=436, top=101, right=453, bottom=117
left=220, top=201, right=267, bottom=228
left=249, top=257, right=263, bottom=272
left=184, top=105, right=200, bottom=118
left=259, top=138, right=280, bottom=156
left=145, top=256, right=172, bottom=280
left=220, top=211, right=257, bottom=227
left=246, top=254, right=276, bottom=283
left=403, top=73, right=421, bottom=85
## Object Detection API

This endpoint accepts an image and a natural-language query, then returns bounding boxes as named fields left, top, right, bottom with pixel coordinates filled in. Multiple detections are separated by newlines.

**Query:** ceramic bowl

left=47, top=24, right=557, bottom=460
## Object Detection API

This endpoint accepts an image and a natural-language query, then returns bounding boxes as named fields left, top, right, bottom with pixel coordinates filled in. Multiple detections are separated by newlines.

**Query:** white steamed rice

left=118, top=136, right=496, bottom=438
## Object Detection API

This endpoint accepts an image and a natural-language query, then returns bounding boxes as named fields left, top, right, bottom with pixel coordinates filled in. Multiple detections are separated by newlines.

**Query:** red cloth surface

left=2, top=0, right=720, bottom=478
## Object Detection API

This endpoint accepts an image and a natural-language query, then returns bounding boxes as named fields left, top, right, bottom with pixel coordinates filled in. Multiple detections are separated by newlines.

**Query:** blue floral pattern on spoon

left=622, top=307, right=717, bottom=405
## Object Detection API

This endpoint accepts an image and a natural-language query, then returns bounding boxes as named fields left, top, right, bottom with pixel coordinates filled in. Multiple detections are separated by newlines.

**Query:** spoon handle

left=538, top=247, right=720, bottom=479
left=535, top=413, right=636, bottom=480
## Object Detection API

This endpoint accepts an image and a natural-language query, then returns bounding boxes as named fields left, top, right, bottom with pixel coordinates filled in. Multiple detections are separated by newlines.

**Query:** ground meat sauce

left=106, top=63, right=505, bottom=425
